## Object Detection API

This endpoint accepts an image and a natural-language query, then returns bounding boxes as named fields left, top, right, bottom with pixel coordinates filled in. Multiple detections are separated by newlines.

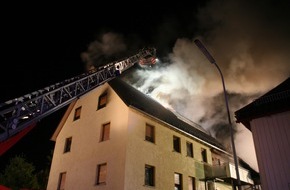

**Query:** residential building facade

left=47, top=78, right=255, bottom=190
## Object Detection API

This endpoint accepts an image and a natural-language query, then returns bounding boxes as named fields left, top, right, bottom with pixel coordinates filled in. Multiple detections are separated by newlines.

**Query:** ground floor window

left=57, top=172, right=66, bottom=190
left=145, top=164, right=155, bottom=186
left=174, top=172, right=182, bottom=190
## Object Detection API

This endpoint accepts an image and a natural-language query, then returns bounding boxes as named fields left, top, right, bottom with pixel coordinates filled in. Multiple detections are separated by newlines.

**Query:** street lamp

left=194, top=39, right=241, bottom=190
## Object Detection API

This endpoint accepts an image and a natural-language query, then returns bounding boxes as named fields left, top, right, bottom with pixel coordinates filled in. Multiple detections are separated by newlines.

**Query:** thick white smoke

left=81, top=0, right=290, bottom=172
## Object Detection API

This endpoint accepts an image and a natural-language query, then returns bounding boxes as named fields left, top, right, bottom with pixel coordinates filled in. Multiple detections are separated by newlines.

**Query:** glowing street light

left=194, top=39, right=241, bottom=190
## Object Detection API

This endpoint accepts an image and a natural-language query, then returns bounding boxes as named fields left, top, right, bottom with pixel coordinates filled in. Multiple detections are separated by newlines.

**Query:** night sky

left=0, top=1, right=206, bottom=171
left=1, top=0, right=290, bottom=173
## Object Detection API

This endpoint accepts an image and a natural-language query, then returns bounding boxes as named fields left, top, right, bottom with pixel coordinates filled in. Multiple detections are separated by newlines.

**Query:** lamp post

left=194, top=39, right=241, bottom=190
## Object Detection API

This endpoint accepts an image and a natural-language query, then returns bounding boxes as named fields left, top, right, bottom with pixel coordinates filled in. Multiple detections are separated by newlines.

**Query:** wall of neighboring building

left=47, top=83, right=130, bottom=190
left=250, top=111, right=290, bottom=190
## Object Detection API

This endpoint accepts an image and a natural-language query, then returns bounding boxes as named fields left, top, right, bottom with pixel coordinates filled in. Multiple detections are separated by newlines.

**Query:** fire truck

left=0, top=47, right=157, bottom=155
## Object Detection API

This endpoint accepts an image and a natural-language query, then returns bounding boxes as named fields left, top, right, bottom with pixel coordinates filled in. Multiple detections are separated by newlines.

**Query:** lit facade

left=47, top=78, right=255, bottom=190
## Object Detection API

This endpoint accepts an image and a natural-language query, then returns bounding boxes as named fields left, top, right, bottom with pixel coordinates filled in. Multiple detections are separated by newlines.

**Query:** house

left=47, top=77, right=256, bottom=190
left=235, top=77, right=290, bottom=190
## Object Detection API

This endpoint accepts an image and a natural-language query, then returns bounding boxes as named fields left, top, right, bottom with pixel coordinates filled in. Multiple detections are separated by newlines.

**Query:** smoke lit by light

left=81, top=0, right=290, bottom=172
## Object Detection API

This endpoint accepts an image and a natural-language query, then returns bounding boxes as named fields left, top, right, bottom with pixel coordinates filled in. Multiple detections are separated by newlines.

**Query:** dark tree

left=0, top=154, right=40, bottom=190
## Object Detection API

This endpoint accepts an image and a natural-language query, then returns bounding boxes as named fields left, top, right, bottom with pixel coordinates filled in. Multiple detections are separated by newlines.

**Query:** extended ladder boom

left=0, top=47, right=156, bottom=142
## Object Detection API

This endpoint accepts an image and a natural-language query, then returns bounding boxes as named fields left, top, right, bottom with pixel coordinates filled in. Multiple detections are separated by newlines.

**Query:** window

left=173, top=136, right=181, bottom=153
left=96, top=163, right=107, bottom=185
left=100, top=122, right=110, bottom=141
left=74, top=106, right=82, bottom=121
left=188, top=176, right=196, bottom=190
left=174, top=173, right=182, bottom=190
left=64, top=137, right=72, bottom=153
left=212, top=157, right=221, bottom=165
left=98, top=93, right=107, bottom=109
left=57, top=172, right=66, bottom=190
left=145, top=123, right=155, bottom=143
left=186, top=141, right=194, bottom=158
left=145, top=164, right=155, bottom=186
left=201, top=148, right=207, bottom=163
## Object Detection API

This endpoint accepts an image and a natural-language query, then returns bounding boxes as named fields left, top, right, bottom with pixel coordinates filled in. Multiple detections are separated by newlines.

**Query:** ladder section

left=0, top=47, right=156, bottom=142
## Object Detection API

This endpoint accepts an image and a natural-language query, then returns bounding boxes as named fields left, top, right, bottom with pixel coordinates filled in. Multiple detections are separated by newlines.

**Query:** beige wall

left=123, top=109, right=232, bottom=190
left=47, top=83, right=130, bottom=190
left=251, top=111, right=290, bottom=190
left=47, top=83, right=233, bottom=190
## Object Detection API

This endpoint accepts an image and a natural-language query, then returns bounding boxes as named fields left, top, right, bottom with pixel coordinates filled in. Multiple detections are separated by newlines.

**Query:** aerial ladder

left=0, top=47, right=157, bottom=155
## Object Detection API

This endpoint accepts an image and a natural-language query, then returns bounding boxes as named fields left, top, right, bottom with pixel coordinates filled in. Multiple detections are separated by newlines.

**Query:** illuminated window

left=145, top=123, right=155, bottom=143
left=173, top=136, right=181, bottom=153
left=98, top=93, right=107, bottom=110
left=64, top=137, right=72, bottom=153
left=174, top=173, right=182, bottom=190
left=145, top=164, right=155, bottom=186
left=201, top=148, right=207, bottom=163
left=96, top=163, right=107, bottom=185
left=74, top=106, right=82, bottom=121
left=57, top=172, right=66, bottom=190
left=100, top=123, right=110, bottom=141
left=188, top=176, right=196, bottom=190
left=186, top=141, right=194, bottom=158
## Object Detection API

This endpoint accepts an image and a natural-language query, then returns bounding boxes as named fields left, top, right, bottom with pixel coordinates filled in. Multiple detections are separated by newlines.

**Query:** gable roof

left=235, top=77, right=290, bottom=129
left=109, top=77, right=225, bottom=150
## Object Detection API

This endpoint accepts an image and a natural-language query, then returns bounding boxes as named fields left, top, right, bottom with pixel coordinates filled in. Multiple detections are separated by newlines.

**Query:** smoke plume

left=81, top=0, right=290, bottom=171
left=81, top=32, right=127, bottom=71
